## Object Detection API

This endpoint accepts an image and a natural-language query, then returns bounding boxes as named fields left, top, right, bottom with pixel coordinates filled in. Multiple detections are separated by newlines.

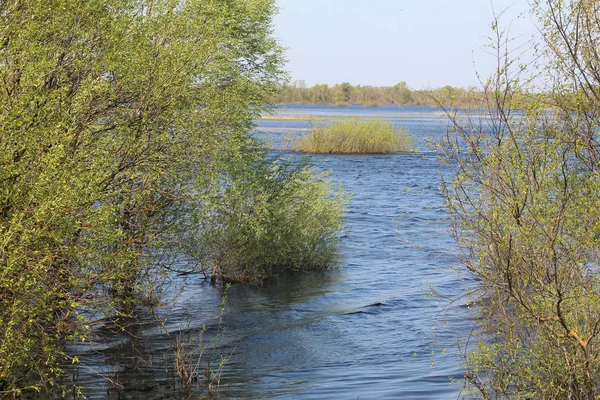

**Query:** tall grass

left=292, top=118, right=413, bottom=154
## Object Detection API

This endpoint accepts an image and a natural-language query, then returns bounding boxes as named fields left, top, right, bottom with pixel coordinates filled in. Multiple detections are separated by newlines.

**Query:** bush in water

left=293, top=118, right=413, bottom=154
left=186, top=155, right=349, bottom=284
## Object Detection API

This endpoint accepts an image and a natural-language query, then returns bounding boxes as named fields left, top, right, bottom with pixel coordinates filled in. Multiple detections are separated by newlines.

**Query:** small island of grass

left=292, top=118, right=413, bottom=154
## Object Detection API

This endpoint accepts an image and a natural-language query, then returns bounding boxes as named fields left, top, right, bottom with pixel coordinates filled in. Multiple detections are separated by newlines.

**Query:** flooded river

left=70, top=105, right=473, bottom=399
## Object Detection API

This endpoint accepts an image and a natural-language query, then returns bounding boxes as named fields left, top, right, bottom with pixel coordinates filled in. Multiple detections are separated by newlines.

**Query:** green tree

left=340, top=81, right=353, bottom=102
left=0, top=0, right=342, bottom=396
left=393, top=81, right=413, bottom=104
left=442, top=1, right=600, bottom=398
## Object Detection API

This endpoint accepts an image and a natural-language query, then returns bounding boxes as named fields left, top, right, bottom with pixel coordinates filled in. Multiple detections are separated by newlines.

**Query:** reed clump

left=292, top=118, right=413, bottom=154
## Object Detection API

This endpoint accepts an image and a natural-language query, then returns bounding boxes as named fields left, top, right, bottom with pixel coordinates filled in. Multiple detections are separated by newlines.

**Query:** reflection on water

left=69, top=105, right=471, bottom=399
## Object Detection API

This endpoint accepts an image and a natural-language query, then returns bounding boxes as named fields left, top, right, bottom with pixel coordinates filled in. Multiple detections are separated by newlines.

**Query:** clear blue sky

left=273, top=0, right=537, bottom=89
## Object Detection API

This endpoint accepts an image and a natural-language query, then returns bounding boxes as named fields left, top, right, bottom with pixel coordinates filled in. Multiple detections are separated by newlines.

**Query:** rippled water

left=69, top=105, right=473, bottom=399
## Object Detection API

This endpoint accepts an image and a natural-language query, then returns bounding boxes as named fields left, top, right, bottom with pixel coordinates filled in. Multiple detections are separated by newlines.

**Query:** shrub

left=185, top=155, right=349, bottom=284
left=292, top=118, right=413, bottom=154
left=441, top=2, right=600, bottom=398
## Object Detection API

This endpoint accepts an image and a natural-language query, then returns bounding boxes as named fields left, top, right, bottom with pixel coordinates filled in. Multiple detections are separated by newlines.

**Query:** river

left=69, top=105, right=474, bottom=399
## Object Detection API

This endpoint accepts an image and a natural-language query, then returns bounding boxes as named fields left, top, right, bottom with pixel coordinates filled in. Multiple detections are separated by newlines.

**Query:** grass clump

left=292, top=118, right=413, bottom=154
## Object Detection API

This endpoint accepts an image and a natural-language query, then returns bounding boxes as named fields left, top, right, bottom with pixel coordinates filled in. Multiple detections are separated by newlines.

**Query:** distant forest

left=271, top=80, right=539, bottom=109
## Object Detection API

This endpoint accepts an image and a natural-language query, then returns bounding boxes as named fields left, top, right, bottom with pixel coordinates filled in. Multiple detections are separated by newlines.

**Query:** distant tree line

left=271, top=80, right=541, bottom=109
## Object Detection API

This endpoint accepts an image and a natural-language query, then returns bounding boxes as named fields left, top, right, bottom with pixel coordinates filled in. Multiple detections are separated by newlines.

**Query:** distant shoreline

left=270, top=81, right=538, bottom=110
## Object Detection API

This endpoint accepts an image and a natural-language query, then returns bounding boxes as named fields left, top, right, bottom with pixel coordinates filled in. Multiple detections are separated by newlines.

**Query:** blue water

left=259, top=104, right=449, bottom=154
left=69, top=105, right=472, bottom=399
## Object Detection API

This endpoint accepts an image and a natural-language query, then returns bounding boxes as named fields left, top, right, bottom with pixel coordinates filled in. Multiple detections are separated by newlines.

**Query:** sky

left=273, top=0, right=538, bottom=89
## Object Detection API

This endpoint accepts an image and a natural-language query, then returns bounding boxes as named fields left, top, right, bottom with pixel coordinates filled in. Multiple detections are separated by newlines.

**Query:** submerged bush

left=292, top=118, right=413, bottom=154
left=185, top=155, right=349, bottom=284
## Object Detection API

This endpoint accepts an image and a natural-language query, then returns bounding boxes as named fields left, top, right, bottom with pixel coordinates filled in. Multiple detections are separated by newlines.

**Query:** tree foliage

left=442, top=1, right=600, bottom=398
left=271, top=80, right=521, bottom=108
left=0, top=0, right=345, bottom=396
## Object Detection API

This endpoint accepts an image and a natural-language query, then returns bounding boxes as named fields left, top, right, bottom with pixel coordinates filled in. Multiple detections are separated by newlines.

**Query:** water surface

left=71, top=105, right=472, bottom=399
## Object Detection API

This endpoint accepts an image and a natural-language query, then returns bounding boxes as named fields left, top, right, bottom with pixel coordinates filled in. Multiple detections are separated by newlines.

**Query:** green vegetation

left=270, top=80, right=541, bottom=109
left=186, top=153, right=349, bottom=284
left=293, top=118, right=413, bottom=154
left=441, top=1, right=600, bottom=398
left=0, top=0, right=346, bottom=396
left=167, top=287, right=230, bottom=397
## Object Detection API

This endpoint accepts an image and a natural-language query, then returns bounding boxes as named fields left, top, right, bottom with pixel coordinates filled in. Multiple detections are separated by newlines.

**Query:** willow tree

left=442, top=1, right=600, bottom=398
left=0, top=0, right=324, bottom=396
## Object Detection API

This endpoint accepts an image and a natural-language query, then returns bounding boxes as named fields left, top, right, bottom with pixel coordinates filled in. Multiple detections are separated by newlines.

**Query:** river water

left=69, top=105, right=474, bottom=399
